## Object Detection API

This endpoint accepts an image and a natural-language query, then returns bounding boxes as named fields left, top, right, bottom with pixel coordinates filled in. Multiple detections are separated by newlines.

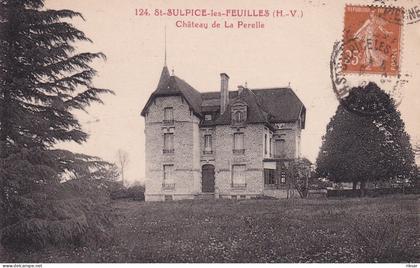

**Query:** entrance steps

left=194, top=193, right=216, bottom=200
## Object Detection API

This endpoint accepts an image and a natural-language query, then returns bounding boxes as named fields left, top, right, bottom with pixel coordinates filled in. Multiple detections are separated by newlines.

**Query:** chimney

left=220, top=73, right=229, bottom=114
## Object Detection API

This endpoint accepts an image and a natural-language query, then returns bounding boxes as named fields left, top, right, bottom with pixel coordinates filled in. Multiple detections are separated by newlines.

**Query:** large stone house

left=141, top=65, right=306, bottom=201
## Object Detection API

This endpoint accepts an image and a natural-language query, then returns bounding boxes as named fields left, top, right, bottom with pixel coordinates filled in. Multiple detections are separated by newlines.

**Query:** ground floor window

left=163, top=164, right=174, bottom=183
left=232, top=164, right=246, bottom=186
left=264, top=169, right=275, bottom=185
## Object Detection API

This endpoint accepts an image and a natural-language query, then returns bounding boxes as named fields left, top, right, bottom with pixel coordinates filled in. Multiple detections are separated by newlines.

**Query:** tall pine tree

left=316, top=82, right=416, bottom=194
left=0, top=0, right=111, bottom=154
left=0, top=0, right=113, bottom=249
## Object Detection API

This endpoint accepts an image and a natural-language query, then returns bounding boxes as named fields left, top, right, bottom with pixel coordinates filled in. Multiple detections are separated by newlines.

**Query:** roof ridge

left=201, top=87, right=291, bottom=95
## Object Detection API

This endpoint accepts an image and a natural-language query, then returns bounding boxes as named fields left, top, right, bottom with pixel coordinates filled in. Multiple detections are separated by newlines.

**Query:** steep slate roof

left=252, top=88, right=305, bottom=123
left=202, top=88, right=305, bottom=124
left=141, top=66, right=202, bottom=117
left=213, top=88, right=271, bottom=126
left=141, top=67, right=305, bottom=126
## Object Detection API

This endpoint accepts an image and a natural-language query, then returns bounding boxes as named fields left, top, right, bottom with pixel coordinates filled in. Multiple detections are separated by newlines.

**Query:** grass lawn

left=2, top=194, right=419, bottom=263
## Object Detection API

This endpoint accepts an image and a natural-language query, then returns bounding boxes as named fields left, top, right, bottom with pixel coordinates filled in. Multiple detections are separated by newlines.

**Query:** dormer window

left=233, top=111, right=244, bottom=123
left=231, top=101, right=247, bottom=126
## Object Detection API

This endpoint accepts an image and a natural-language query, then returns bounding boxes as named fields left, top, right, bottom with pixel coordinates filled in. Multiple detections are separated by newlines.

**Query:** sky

left=45, top=0, right=420, bottom=185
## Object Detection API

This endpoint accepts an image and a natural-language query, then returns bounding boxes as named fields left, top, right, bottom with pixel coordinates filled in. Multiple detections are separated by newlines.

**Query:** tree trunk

left=360, top=181, right=366, bottom=197
left=0, top=89, right=11, bottom=158
left=0, top=90, right=11, bottom=228
left=352, top=181, right=358, bottom=190
left=121, top=168, right=124, bottom=186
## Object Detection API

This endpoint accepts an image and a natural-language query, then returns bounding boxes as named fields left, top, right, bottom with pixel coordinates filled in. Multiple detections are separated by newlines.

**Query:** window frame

left=264, top=169, right=276, bottom=186
left=163, top=133, right=174, bottom=153
left=270, top=137, right=273, bottom=157
left=163, top=107, right=174, bottom=123
left=233, top=132, right=245, bottom=154
left=274, top=138, right=286, bottom=158
left=232, top=164, right=246, bottom=187
left=234, top=111, right=243, bottom=122
left=264, top=133, right=268, bottom=155
left=163, top=164, right=174, bottom=183
left=204, top=134, right=212, bottom=153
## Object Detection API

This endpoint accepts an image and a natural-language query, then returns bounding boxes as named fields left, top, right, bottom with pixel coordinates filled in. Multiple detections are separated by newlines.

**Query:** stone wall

left=213, top=124, right=265, bottom=198
left=273, top=122, right=301, bottom=159
left=144, top=95, right=200, bottom=201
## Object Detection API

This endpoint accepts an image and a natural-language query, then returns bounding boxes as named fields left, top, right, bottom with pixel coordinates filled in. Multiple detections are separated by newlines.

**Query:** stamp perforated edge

left=340, top=4, right=405, bottom=77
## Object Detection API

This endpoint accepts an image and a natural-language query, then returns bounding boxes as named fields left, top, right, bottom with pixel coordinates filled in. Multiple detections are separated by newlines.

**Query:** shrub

left=0, top=150, right=115, bottom=251
left=0, top=179, right=114, bottom=251
left=110, top=185, right=145, bottom=201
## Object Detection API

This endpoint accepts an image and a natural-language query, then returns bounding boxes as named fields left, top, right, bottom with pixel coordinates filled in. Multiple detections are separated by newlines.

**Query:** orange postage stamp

left=342, top=5, right=404, bottom=76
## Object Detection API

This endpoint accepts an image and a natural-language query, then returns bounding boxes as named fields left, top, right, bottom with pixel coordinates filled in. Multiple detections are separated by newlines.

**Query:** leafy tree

left=316, top=82, right=416, bottom=195
left=0, top=0, right=112, bottom=249
left=287, top=157, right=311, bottom=198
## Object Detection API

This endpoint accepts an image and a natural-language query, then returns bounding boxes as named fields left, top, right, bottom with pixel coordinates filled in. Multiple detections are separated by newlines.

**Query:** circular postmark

left=331, top=5, right=410, bottom=116
left=330, top=40, right=410, bottom=116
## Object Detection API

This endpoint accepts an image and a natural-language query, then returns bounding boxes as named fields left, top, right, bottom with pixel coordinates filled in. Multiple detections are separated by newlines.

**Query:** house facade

left=141, top=65, right=306, bottom=201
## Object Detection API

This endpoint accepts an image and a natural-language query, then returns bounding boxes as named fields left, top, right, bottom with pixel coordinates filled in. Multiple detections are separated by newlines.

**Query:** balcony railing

left=202, top=150, right=213, bottom=155
left=162, top=182, right=175, bottom=190
left=231, top=183, right=247, bottom=189
left=163, top=119, right=174, bottom=125
left=232, top=149, right=245, bottom=154
left=163, top=149, right=174, bottom=154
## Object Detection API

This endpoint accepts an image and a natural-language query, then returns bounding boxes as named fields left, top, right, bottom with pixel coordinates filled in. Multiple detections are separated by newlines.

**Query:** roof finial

left=171, top=68, right=175, bottom=76
left=245, top=81, right=248, bottom=88
left=164, top=25, right=167, bottom=66
left=288, top=81, right=291, bottom=88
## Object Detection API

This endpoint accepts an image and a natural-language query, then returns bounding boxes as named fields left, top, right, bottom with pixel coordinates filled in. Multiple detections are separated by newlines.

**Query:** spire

left=156, top=65, right=170, bottom=91
left=164, top=25, right=167, bottom=66
left=155, top=26, right=170, bottom=91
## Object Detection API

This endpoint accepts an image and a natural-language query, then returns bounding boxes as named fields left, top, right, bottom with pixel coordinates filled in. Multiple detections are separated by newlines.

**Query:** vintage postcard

left=0, top=0, right=419, bottom=265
